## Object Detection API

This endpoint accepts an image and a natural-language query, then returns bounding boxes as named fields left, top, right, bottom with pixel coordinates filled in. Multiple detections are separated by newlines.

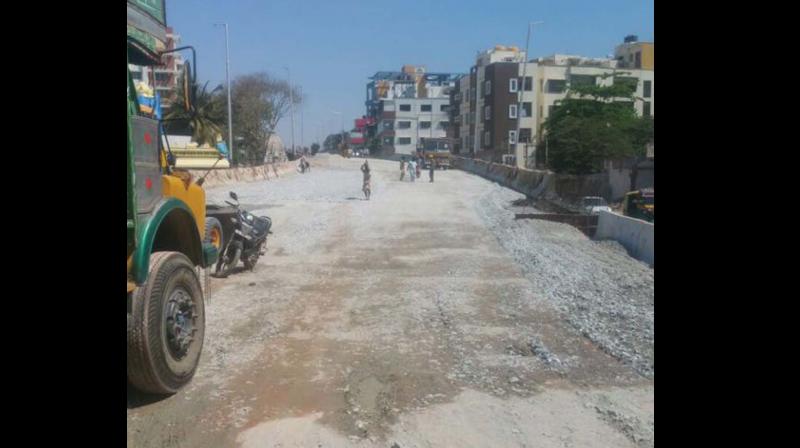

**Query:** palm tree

left=164, top=73, right=225, bottom=146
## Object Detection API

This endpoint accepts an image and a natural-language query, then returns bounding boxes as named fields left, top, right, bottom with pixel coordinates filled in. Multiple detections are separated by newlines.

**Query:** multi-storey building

left=454, top=39, right=654, bottom=168
left=129, top=27, right=184, bottom=114
left=365, top=65, right=462, bottom=156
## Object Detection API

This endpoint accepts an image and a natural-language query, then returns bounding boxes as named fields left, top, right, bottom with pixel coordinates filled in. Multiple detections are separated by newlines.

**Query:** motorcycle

left=213, top=191, right=272, bottom=277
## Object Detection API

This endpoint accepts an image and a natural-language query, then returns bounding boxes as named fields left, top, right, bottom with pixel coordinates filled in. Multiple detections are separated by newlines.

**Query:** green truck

left=127, top=0, right=222, bottom=394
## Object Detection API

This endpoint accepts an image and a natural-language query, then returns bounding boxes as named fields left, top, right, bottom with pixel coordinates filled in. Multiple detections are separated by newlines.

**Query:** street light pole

left=516, top=21, right=543, bottom=168
left=284, top=67, right=296, bottom=157
left=214, top=23, right=233, bottom=165
left=299, top=86, right=304, bottom=154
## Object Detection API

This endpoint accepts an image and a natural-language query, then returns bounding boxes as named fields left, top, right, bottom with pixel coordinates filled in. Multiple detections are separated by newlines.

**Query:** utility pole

left=516, top=21, right=543, bottom=168
left=284, top=67, right=296, bottom=157
left=214, top=22, right=233, bottom=165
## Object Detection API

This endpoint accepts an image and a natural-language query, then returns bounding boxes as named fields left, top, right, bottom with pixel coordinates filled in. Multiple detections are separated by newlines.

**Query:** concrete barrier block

left=596, top=210, right=654, bottom=266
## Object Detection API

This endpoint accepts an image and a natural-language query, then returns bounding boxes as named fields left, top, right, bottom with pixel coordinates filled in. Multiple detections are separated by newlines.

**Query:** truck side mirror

left=229, top=192, right=238, bottom=201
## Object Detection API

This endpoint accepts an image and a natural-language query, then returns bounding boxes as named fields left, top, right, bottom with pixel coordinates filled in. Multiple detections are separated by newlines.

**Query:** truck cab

left=127, top=0, right=220, bottom=395
left=419, top=138, right=452, bottom=170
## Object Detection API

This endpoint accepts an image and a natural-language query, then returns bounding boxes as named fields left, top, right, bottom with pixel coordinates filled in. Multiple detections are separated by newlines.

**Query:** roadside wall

left=187, top=163, right=295, bottom=189
left=595, top=210, right=654, bottom=266
left=452, top=156, right=606, bottom=207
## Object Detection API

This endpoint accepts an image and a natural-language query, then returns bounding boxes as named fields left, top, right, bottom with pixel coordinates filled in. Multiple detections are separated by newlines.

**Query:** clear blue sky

left=167, top=0, right=654, bottom=148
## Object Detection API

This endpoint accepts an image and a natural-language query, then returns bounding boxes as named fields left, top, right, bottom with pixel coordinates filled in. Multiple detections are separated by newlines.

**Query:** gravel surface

left=128, top=155, right=654, bottom=448
left=474, top=182, right=655, bottom=378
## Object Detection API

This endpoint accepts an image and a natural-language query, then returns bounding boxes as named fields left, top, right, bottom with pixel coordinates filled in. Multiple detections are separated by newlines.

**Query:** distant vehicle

left=419, top=138, right=452, bottom=169
left=579, top=196, right=611, bottom=215
left=622, top=189, right=654, bottom=222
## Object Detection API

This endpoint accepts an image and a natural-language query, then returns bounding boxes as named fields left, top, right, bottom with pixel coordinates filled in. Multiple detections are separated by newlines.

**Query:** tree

left=164, top=78, right=225, bottom=146
left=539, top=73, right=653, bottom=174
left=228, top=73, right=302, bottom=166
left=311, top=143, right=320, bottom=155
left=324, top=133, right=345, bottom=152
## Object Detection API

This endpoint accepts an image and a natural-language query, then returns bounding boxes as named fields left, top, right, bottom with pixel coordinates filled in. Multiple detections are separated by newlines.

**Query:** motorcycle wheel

left=218, top=241, right=242, bottom=278
left=243, top=241, right=264, bottom=271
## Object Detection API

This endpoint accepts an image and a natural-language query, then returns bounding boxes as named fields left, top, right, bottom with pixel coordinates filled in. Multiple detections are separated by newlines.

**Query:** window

left=383, top=137, right=393, bottom=145
left=508, top=130, right=517, bottom=144
left=509, top=78, right=518, bottom=92
left=485, top=80, right=491, bottom=95
left=399, top=104, right=411, bottom=112
left=463, top=115, right=467, bottom=125
left=464, top=90, right=470, bottom=102
left=398, top=121, right=412, bottom=129
left=397, top=137, right=412, bottom=145
left=523, top=76, right=533, bottom=91
left=421, top=104, right=432, bottom=112
left=484, top=106, right=491, bottom=120
left=570, top=74, right=596, bottom=87
left=539, top=79, right=543, bottom=92
left=131, top=71, right=142, bottom=80
left=484, top=131, right=491, bottom=146
left=519, top=128, right=532, bottom=143
left=420, top=121, right=431, bottom=129
left=643, top=102, right=651, bottom=117
left=546, top=80, right=567, bottom=93
left=383, top=121, right=393, bottom=130
left=643, top=80, right=652, bottom=98
left=440, top=104, right=449, bottom=112
left=635, top=52, right=642, bottom=68
left=522, top=102, right=532, bottom=118
left=509, top=104, right=518, bottom=119
left=439, top=121, right=449, bottom=129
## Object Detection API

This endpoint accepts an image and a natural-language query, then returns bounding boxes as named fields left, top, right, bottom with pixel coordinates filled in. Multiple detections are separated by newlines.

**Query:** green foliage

left=311, top=143, right=320, bottom=155
left=540, top=73, right=653, bottom=174
left=164, top=79, right=225, bottom=146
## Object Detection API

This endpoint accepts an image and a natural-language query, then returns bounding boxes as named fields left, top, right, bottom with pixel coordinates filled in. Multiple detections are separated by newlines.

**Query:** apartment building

left=365, top=65, right=462, bottom=156
left=454, top=39, right=654, bottom=168
left=614, top=35, right=654, bottom=70
left=129, top=27, right=185, bottom=113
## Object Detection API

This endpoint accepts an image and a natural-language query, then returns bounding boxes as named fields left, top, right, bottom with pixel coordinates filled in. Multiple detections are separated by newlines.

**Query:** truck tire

left=204, top=217, right=223, bottom=253
left=128, top=251, right=205, bottom=395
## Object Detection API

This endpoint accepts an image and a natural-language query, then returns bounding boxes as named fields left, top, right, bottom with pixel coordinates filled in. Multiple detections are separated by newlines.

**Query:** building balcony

left=381, top=111, right=396, bottom=120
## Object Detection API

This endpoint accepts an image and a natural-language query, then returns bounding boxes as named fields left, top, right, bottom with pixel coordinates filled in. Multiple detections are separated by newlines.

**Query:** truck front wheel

left=128, top=251, right=205, bottom=394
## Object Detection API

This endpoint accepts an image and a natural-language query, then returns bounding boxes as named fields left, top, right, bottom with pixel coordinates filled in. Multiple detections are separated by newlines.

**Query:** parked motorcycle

left=213, top=191, right=272, bottom=277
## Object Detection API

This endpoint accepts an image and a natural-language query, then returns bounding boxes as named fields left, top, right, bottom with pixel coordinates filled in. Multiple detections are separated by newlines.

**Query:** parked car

left=579, top=196, right=611, bottom=215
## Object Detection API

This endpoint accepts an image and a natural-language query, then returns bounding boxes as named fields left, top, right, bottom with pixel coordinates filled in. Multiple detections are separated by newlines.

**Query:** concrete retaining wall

left=595, top=210, right=654, bottom=266
left=452, top=156, right=604, bottom=208
left=187, top=163, right=295, bottom=189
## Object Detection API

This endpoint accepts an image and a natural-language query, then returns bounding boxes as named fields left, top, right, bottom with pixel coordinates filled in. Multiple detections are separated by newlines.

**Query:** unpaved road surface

left=128, top=155, right=654, bottom=448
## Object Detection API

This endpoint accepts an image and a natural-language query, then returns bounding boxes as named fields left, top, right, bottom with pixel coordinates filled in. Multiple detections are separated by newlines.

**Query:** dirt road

left=127, top=155, right=654, bottom=448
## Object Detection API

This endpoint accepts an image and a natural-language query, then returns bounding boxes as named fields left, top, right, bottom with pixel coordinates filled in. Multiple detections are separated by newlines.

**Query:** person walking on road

left=361, top=159, right=372, bottom=200
left=408, top=158, right=417, bottom=182
left=400, top=157, right=406, bottom=181
left=429, top=158, right=435, bottom=183
left=415, top=156, right=422, bottom=179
